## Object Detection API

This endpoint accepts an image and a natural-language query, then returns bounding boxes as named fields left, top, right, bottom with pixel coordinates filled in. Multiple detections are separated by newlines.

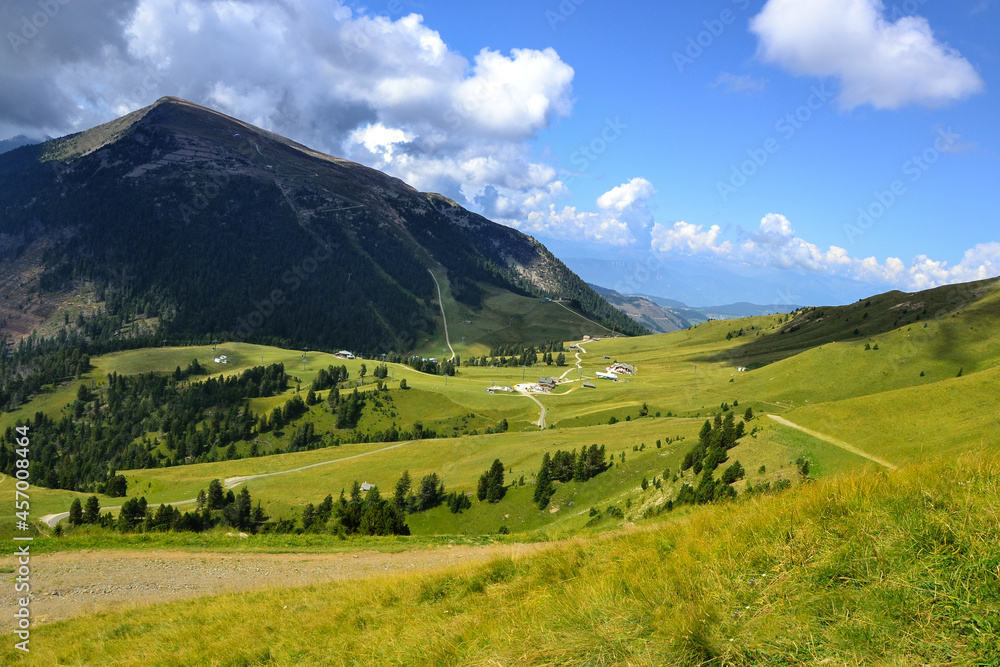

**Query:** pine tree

left=394, top=470, right=411, bottom=513
left=207, top=479, right=225, bottom=509
left=486, top=459, right=505, bottom=503
left=302, top=503, right=316, bottom=530
left=236, top=487, right=252, bottom=530
left=68, top=498, right=83, bottom=526
left=83, top=496, right=101, bottom=524
left=534, top=453, right=554, bottom=509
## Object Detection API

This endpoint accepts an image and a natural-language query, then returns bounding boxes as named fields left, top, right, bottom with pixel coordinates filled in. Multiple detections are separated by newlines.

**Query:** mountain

left=691, top=301, right=804, bottom=318
left=0, top=134, right=47, bottom=155
left=638, top=295, right=802, bottom=321
left=0, top=97, right=645, bottom=353
left=561, top=254, right=880, bottom=307
left=591, top=284, right=800, bottom=333
left=702, top=277, right=1000, bottom=367
left=588, top=284, right=692, bottom=333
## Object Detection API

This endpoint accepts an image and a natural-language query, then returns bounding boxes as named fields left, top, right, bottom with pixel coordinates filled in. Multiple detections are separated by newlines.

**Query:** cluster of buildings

left=595, top=361, right=636, bottom=382
left=609, top=362, right=635, bottom=375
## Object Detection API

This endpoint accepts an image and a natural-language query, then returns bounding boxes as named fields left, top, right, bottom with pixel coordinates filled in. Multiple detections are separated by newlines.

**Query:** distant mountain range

left=589, top=284, right=800, bottom=333
left=0, top=134, right=47, bottom=155
left=557, top=253, right=880, bottom=310
left=0, top=97, right=644, bottom=353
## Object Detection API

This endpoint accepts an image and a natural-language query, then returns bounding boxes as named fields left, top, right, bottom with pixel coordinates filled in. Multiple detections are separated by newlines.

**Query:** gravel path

left=1, top=542, right=550, bottom=630
left=428, top=268, right=456, bottom=362
left=767, top=414, right=898, bottom=470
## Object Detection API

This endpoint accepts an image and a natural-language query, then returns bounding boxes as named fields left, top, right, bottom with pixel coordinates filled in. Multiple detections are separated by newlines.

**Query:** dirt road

left=767, top=414, right=898, bottom=470
left=1, top=541, right=551, bottom=630
left=428, top=269, right=456, bottom=361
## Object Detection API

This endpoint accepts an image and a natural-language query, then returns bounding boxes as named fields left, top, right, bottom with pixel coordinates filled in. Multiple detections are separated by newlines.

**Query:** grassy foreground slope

left=5, top=454, right=997, bottom=665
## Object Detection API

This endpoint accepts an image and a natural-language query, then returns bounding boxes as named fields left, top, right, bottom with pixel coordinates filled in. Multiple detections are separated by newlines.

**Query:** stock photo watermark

left=234, top=239, right=341, bottom=339
left=7, top=0, right=70, bottom=53
left=843, top=127, right=960, bottom=244
left=545, top=0, right=588, bottom=31
left=717, top=83, right=834, bottom=202
left=563, top=116, right=628, bottom=186
left=673, top=0, right=751, bottom=73
left=341, top=0, right=405, bottom=62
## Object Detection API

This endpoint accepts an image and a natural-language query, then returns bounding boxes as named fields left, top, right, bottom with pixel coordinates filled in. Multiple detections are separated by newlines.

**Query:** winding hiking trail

left=519, top=342, right=591, bottom=429
left=558, top=343, right=587, bottom=381
left=222, top=440, right=414, bottom=488
left=428, top=269, right=456, bottom=362
left=517, top=389, right=547, bottom=429
left=38, top=441, right=418, bottom=528
left=767, top=415, right=898, bottom=470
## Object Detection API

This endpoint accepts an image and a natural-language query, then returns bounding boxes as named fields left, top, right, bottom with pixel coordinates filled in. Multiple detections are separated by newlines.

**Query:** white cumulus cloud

left=649, top=212, right=1000, bottom=294
left=651, top=221, right=732, bottom=255
left=504, top=178, right=659, bottom=246
left=0, top=0, right=577, bottom=219
left=750, top=0, right=984, bottom=109
left=596, top=177, right=655, bottom=212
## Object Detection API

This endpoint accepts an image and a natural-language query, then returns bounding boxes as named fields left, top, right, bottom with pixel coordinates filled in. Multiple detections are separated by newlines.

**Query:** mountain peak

left=0, top=99, right=647, bottom=350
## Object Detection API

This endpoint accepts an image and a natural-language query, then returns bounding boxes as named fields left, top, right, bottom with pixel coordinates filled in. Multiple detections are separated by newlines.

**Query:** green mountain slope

left=705, top=277, right=999, bottom=367
left=0, top=97, right=644, bottom=354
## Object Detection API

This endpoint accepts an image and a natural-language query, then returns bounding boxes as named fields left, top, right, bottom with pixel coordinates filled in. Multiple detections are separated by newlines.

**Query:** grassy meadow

left=2, top=278, right=1000, bottom=663
left=4, top=454, right=997, bottom=665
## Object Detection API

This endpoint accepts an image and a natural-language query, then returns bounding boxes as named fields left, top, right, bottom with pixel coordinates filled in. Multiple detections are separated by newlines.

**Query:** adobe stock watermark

left=444, top=77, right=503, bottom=132
left=341, top=0, right=404, bottom=63
left=673, top=0, right=751, bottom=73
left=7, top=0, right=70, bottom=54
left=178, top=171, right=232, bottom=223
left=563, top=117, right=628, bottom=186
left=843, top=127, right=960, bottom=244
left=613, top=252, right=664, bottom=298
left=717, top=83, right=834, bottom=202
left=234, top=239, right=341, bottom=338
left=129, top=66, right=165, bottom=105
left=887, top=0, right=929, bottom=20
left=545, top=0, right=587, bottom=31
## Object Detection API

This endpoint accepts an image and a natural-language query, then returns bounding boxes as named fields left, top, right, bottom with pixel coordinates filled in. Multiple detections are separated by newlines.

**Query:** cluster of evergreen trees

left=534, top=445, right=608, bottom=509
left=334, top=389, right=365, bottom=429
left=399, top=356, right=454, bottom=376
left=298, top=479, right=413, bottom=536
left=258, top=393, right=308, bottom=433
left=310, top=364, right=350, bottom=391
left=67, top=480, right=268, bottom=533
left=681, top=412, right=747, bottom=475
left=331, top=484, right=410, bottom=536
left=666, top=409, right=756, bottom=508
left=461, top=341, right=566, bottom=369
left=0, top=341, right=91, bottom=413
left=0, top=363, right=287, bottom=492
left=477, top=459, right=506, bottom=503
left=392, top=471, right=447, bottom=514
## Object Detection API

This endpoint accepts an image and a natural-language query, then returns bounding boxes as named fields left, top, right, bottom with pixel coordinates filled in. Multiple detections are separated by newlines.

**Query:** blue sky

left=1, top=0, right=997, bottom=305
